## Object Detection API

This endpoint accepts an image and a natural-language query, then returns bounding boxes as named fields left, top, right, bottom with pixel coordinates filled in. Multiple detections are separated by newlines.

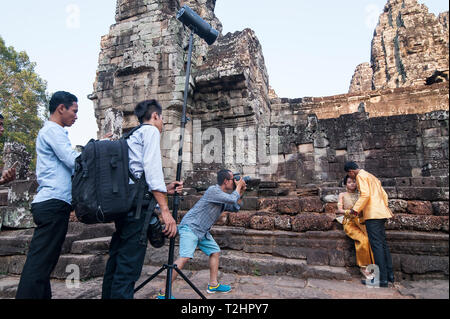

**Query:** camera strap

left=139, top=196, right=157, bottom=246
left=133, top=174, right=147, bottom=220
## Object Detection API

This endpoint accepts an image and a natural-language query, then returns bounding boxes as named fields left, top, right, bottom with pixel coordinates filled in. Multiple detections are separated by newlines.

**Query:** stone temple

left=1, top=0, right=448, bottom=288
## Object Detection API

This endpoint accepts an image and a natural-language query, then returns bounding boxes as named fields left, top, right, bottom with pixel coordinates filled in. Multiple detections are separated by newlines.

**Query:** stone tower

left=350, top=0, right=449, bottom=92
left=90, top=0, right=272, bottom=185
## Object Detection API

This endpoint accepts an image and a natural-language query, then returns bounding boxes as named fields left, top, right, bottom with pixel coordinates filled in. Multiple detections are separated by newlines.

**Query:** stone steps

left=60, top=234, right=353, bottom=281
left=0, top=232, right=354, bottom=282
left=1, top=224, right=448, bottom=282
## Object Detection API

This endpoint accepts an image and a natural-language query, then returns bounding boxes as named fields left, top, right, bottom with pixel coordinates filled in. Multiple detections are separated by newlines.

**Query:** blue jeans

left=365, top=219, right=394, bottom=283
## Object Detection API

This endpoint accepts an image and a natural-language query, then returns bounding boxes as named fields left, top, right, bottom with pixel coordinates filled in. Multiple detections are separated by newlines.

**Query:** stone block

left=318, top=187, right=340, bottom=198
left=70, top=237, right=111, bottom=254
left=0, top=189, right=9, bottom=206
left=432, top=201, right=449, bottom=216
left=259, top=181, right=278, bottom=188
left=388, top=199, right=408, bottom=214
left=0, top=232, right=32, bottom=256
left=386, top=214, right=448, bottom=232
left=240, top=196, right=258, bottom=210
left=258, top=188, right=289, bottom=197
left=277, top=197, right=300, bottom=215
left=396, top=187, right=448, bottom=201
left=291, top=213, right=334, bottom=232
left=0, top=206, right=35, bottom=229
left=227, top=211, right=255, bottom=228
left=395, top=177, right=411, bottom=186
left=410, top=177, right=439, bottom=187
left=324, top=202, right=338, bottom=214
left=305, top=248, right=330, bottom=265
left=406, top=201, right=433, bottom=215
left=399, top=254, right=449, bottom=275
left=277, top=180, right=297, bottom=190
left=299, top=196, right=323, bottom=212
left=250, top=215, right=275, bottom=230
left=257, top=197, right=278, bottom=213
left=328, top=249, right=347, bottom=267
left=51, top=254, right=108, bottom=280
left=274, top=215, right=292, bottom=231
left=322, top=194, right=338, bottom=203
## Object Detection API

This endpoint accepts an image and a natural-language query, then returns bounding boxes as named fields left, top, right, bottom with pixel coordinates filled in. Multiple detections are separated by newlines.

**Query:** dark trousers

left=365, top=218, right=394, bottom=283
left=15, top=199, right=71, bottom=299
left=102, top=210, right=148, bottom=299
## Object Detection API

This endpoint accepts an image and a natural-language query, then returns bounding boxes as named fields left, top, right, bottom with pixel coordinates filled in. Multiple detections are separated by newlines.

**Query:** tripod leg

left=174, top=265, right=207, bottom=299
left=134, top=266, right=166, bottom=293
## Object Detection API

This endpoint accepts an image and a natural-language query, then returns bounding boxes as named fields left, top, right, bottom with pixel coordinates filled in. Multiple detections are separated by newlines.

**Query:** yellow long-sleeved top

left=352, top=170, right=394, bottom=222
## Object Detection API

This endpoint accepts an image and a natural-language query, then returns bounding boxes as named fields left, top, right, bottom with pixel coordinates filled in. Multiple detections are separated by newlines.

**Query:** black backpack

left=72, top=125, right=155, bottom=226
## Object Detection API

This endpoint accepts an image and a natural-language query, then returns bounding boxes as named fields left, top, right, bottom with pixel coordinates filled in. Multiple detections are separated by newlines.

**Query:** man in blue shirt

left=16, top=91, right=80, bottom=299
left=157, top=169, right=246, bottom=298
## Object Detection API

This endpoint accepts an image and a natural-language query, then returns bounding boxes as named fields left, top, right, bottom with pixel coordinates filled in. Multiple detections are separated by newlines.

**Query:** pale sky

left=0, top=0, right=448, bottom=146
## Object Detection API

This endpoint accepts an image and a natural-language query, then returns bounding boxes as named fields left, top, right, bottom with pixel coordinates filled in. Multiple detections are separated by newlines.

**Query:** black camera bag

left=72, top=125, right=152, bottom=224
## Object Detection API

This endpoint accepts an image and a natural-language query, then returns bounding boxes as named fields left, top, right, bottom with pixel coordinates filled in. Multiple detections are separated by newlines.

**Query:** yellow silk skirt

left=343, top=219, right=374, bottom=267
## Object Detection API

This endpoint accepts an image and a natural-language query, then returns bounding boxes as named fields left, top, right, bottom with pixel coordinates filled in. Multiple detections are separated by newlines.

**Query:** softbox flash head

left=176, top=5, right=219, bottom=45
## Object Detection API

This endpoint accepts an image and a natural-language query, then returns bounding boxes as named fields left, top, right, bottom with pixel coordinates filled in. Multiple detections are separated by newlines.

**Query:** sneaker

left=207, top=283, right=231, bottom=294
left=156, top=292, right=176, bottom=299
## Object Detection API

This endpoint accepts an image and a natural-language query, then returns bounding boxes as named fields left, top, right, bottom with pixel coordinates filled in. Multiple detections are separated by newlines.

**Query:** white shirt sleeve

left=141, top=126, right=167, bottom=193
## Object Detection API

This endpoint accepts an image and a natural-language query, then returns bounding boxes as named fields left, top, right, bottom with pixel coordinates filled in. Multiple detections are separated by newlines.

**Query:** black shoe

left=147, top=215, right=165, bottom=248
left=379, top=281, right=389, bottom=288
left=388, top=274, right=395, bottom=283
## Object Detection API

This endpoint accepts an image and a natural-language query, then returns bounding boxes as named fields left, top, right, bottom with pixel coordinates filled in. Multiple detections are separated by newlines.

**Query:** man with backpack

left=101, top=99, right=181, bottom=299
left=16, top=91, right=80, bottom=299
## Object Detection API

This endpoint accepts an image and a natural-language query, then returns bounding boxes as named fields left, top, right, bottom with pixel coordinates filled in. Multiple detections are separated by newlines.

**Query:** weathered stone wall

left=350, top=0, right=449, bottom=92
left=89, top=0, right=223, bottom=182
left=349, top=63, right=373, bottom=93
left=270, top=108, right=449, bottom=185
left=0, top=142, right=35, bottom=230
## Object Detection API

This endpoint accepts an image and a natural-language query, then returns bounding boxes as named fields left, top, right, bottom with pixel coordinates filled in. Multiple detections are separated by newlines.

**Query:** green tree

left=0, top=35, right=48, bottom=169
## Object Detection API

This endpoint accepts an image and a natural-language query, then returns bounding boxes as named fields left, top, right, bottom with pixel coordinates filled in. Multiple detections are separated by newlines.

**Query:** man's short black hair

left=49, top=91, right=78, bottom=114
left=134, top=99, right=162, bottom=124
left=217, top=169, right=232, bottom=186
left=344, top=161, right=359, bottom=172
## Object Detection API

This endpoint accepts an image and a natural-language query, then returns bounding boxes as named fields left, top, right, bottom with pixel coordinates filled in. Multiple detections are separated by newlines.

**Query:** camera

left=233, top=172, right=260, bottom=189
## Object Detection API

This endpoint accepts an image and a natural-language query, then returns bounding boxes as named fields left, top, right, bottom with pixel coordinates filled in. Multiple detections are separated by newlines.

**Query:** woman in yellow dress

left=337, top=175, right=374, bottom=279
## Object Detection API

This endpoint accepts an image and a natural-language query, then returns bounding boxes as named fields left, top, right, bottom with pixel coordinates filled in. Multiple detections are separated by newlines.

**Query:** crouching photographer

left=157, top=169, right=246, bottom=299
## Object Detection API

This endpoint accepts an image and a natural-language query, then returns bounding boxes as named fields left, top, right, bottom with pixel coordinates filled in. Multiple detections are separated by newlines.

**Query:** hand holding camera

left=234, top=177, right=247, bottom=195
